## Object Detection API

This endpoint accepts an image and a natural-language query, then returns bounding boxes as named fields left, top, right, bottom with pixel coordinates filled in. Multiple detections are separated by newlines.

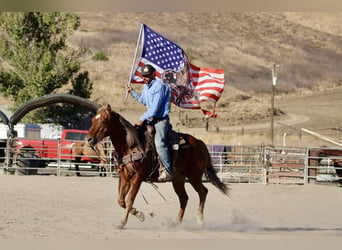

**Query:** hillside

left=1, top=12, right=342, bottom=147
left=72, top=12, right=342, bottom=95
left=71, top=13, right=342, bottom=142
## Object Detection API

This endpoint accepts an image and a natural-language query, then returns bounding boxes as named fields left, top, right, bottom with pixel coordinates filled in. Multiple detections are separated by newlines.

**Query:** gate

left=265, top=146, right=307, bottom=184
left=207, top=145, right=266, bottom=183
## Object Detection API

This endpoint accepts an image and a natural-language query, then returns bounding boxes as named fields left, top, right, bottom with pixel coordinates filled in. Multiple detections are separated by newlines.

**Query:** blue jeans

left=154, top=117, right=172, bottom=174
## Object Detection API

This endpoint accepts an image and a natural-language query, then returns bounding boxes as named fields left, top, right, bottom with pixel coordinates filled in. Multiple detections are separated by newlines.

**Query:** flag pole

left=125, top=22, right=144, bottom=100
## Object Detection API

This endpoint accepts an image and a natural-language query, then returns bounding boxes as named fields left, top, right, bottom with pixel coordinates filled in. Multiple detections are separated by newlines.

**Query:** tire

left=0, top=141, right=6, bottom=163
left=17, top=149, right=41, bottom=175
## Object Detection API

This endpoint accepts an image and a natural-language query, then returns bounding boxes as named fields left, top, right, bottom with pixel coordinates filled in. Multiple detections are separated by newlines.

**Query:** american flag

left=130, top=23, right=225, bottom=117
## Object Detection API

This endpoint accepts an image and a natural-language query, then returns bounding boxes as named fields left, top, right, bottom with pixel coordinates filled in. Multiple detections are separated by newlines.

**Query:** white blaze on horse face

left=95, top=114, right=101, bottom=120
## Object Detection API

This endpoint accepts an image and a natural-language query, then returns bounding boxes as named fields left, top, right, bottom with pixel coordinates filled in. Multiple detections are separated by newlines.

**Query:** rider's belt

left=154, top=115, right=169, bottom=122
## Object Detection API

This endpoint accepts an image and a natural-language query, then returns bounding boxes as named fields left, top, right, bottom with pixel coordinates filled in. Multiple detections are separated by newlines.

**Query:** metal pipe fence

left=0, top=138, right=117, bottom=177
left=208, top=144, right=266, bottom=184
left=1, top=140, right=342, bottom=186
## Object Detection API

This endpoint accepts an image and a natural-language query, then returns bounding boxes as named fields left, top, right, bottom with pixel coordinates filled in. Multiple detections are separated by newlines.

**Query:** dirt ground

left=1, top=175, right=342, bottom=240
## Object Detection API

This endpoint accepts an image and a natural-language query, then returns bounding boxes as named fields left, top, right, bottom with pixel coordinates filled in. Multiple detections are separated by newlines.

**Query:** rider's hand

left=135, top=120, right=143, bottom=127
left=126, top=86, right=133, bottom=93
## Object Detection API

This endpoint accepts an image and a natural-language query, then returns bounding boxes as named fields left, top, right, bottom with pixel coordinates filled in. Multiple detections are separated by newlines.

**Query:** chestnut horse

left=86, top=104, right=230, bottom=229
left=71, top=141, right=109, bottom=176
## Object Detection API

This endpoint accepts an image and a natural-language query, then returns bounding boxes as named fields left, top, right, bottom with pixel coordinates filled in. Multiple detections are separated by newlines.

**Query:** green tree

left=0, top=12, right=93, bottom=125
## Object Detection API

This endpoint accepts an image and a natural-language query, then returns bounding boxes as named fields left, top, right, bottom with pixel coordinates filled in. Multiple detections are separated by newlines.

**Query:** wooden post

left=271, top=64, right=278, bottom=146
left=271, top=83, right=275, bottom=145
left=308, top=149, right=318, bottom=184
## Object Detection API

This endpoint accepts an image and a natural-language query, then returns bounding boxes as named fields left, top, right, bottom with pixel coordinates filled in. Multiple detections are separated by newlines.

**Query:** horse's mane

left=110, top=110, right=144, bottom=152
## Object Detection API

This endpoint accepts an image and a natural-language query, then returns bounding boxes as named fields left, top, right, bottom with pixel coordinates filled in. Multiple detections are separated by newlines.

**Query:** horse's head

left=87, top=103, right=145, bottom=156
left=86, top=104, right=112, bottom=148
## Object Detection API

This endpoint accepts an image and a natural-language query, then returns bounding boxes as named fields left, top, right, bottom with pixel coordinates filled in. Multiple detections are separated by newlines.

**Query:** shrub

left=92, top=52, right=109, bottom=61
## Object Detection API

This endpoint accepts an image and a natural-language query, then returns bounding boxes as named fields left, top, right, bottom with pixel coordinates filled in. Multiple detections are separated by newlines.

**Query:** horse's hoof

left=196, top=219, right=205, bottom=228
left=115, top=223, right=125, bottom=229
left=137, top=211, right=145, bottom=222
left=170, top=221, right=179, bottom=227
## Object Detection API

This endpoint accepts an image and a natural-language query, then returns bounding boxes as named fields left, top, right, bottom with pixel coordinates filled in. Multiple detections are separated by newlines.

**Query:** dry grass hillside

left=1, top=12, right=342, bottom=147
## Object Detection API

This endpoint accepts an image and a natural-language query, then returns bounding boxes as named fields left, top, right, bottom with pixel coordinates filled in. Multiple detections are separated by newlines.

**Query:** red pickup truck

left=13, top=129, right=103, bottom=174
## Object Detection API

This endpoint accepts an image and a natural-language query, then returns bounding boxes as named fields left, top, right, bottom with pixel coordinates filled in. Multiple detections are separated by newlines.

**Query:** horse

left=71, top=140, right=110, bottom=176
left=86, top=104, right=230, bottom=229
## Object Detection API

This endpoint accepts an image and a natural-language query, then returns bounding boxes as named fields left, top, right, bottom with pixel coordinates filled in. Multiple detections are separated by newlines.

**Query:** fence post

left=57, top=138, right=61, bottom=176
left=304, top=147, right=309, bottom=184
left=219, top=154, right=223, bottom=182
left=262, top=145, right=268, bottom=184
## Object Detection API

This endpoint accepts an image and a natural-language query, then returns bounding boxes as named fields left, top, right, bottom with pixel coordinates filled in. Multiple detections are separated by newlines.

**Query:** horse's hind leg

left=172, top=175, right=189, bottom=224
left=188, top=176, right=208, bottom=226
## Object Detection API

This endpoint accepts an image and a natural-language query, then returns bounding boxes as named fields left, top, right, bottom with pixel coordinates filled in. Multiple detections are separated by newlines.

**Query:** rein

left=90, top=144, right=107, bottom=163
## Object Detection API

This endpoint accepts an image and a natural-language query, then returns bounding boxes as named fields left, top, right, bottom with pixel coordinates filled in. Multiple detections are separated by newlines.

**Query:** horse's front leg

left=117, top=175, right=130, bottom=209
left=116, top=175, right=145, bottom=229
left=116, top=205, right=145, bottom=229
left=129, top=207, right=145, bottom=222
left=116, top=178, right=129, bottom=229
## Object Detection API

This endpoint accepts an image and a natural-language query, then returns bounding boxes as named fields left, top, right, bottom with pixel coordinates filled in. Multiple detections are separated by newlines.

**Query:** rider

left=126, top=64, right=172, bottom=182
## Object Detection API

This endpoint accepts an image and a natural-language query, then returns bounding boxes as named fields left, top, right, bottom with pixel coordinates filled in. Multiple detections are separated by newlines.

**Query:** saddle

left=138, top=124, right=187, bottom=181
left=168, top=129, right=187, bottom=149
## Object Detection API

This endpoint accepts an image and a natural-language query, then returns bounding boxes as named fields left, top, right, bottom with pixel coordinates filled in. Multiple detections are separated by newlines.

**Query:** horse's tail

left=205, top=150, right=230, bottom=197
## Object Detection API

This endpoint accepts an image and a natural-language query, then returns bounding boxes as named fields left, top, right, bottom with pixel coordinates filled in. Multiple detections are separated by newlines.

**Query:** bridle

left=89, top=109, right=110, bottom=153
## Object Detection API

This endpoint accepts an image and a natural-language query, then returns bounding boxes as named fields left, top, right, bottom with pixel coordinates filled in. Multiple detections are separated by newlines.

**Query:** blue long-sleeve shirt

left=131, top=78, right=170, bottom=122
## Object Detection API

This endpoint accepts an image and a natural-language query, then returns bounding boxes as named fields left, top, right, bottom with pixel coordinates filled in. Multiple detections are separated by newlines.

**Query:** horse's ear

left=98, top=104, right=102, bottom=109
left=106, top=104, right=112, bottom=111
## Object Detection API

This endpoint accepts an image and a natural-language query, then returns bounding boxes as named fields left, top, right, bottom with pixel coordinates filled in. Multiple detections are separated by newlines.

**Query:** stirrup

left=158, top=170, right=172, bottom=182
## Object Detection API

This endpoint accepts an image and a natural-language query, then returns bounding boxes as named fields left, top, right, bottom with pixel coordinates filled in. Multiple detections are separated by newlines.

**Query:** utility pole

left=271, top=64, right=279, bottom=146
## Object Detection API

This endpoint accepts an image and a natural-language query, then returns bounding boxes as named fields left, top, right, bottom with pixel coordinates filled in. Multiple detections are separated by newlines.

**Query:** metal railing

left=208, top=145, right=266, bottom=184
left=0, top=138, right=117, bottom=177
left=1, top=139, right=342, bottom=186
